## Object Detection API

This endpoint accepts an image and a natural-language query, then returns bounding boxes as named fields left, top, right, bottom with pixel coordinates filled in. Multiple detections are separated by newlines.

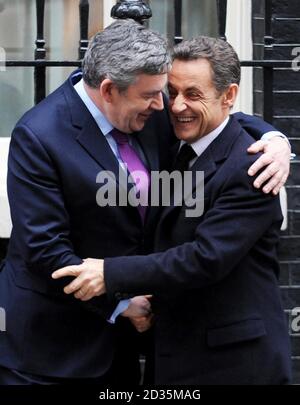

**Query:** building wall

left=226, top=0, right=253, bottom=115
left=253, top=0, right=300, bottom=384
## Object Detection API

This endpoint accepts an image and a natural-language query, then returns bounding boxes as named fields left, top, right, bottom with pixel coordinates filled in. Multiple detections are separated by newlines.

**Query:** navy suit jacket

left=0, top=72, right=173, bottom=378
left=0, top=69, right=284, bottom=378
left=105, top=116, right=292, bottom=384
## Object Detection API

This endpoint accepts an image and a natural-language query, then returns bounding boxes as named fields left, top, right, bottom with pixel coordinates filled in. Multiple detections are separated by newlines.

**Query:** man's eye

left=188, top=93, right=200, bottom=99
left=144, top=94, right=157, bottom=100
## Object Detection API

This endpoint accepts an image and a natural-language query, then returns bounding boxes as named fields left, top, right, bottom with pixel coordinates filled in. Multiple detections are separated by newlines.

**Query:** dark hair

left=173, top=36, right=241, bottom=93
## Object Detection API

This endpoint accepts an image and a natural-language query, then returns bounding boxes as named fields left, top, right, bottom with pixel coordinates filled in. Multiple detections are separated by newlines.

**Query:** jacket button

left=115, top=292, right=122, bottom=300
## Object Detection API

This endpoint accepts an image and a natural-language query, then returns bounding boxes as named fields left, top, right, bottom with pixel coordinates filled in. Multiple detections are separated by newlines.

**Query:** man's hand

left=122, top=296, right=154, bottom=333
left=52, top=258, right=105, bottom=301
left=130, top=314, right=155, bottom=333
left=121, top=296, right=152, bottom=318
left=248, top=137, right=290, bottom=195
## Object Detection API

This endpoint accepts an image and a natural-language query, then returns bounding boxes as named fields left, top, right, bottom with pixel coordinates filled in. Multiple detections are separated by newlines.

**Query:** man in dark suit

left=56, top=36, right=292, bottom=384
left=0, top=19, right=174, bottom=385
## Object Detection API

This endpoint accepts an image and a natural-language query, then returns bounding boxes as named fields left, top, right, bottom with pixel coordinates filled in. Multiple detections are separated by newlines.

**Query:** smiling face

left=104, top=73, right=168, bottom=134
left=168, top=58, right=231, bottom=143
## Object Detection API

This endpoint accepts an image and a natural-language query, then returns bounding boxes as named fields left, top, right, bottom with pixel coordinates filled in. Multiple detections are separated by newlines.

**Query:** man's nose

left=171, top=95, right=187, bottom=114
left=151, top=92, right=164, bottom=111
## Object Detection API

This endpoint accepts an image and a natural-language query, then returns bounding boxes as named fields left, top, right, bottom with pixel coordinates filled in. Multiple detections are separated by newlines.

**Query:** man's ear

left=222, top=84, right=239, bottom=109
left=100, top=79, right=115, bottom=103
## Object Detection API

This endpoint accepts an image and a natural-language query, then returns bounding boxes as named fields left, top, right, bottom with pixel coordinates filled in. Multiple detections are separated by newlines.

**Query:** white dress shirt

left=179, top=116, right=230, bottom=164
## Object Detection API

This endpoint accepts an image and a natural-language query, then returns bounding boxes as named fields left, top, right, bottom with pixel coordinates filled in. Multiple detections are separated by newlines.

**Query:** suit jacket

left=0, top=72, right=174, bottom=378
left=105, top=116, right=292, bottom=385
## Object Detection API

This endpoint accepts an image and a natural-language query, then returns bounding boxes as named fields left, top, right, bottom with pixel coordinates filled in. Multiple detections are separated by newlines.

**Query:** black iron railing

left=4, top=0, right=286, bottom=124
left=174, top=0, right=183, bottom=44
left=262, top=0, right=275, bottom=123
left=34, top=0, right=46, bottom=104
left=111, top=0, right=152, bottom=23
left=79, top=0, right=90, bottom=60
left=217, top=0, right=227, bottom=41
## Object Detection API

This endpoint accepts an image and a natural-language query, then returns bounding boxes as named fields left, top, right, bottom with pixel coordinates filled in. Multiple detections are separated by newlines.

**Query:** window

left=0, top=0, right=113, bottom=238
left=0, top=0, right=35, bottom=138
left=149, top=0, right=218, bottom=40
left=0, top=0, right=110, bottom=138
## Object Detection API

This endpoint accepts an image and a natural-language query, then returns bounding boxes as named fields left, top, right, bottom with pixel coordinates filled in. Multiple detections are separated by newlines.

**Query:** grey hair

left=82, top=19, right=171, bottom=91
left=172, top=36, right=241, bottom=93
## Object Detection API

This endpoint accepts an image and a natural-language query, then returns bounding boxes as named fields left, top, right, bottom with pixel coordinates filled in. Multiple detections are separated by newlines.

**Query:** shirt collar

left=74, top=78, right=113, bottom=136
left=181, top=116, right=230, bottom=157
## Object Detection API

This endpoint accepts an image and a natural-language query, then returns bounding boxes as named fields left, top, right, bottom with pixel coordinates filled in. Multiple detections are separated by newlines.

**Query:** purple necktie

left=110, top=129, right=150, bottom=222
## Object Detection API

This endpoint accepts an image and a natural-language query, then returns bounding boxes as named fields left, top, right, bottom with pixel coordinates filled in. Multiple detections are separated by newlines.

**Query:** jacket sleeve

left=104, top=158, right=283, bottom=299
left=8, top=123, right=116, bottom=319
left=233, top=112, right=282, bottom=141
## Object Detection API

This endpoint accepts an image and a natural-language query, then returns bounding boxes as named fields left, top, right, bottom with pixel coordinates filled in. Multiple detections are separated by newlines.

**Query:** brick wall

left=253, top=0, right=300, bottom=384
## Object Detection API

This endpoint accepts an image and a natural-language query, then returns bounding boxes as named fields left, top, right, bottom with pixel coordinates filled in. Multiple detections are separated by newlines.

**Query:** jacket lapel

left=76, top=123, right=120, bottom=176
left=63, top=73, right=125, bottom=185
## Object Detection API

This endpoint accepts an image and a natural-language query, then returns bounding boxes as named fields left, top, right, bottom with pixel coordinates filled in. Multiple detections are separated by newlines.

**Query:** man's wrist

left=108, top=299, right=131, bottom=324
left=261, top=131, right=291, bottom=149
left=261, top=131, right=296, bottom=160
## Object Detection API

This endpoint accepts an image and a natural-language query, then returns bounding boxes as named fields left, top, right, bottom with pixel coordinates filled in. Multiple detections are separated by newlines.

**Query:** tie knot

left=173, top=143, right=197, bottom=173
left=177, top=143, right=196, bottom=163
left=110, top=128, right=129, bottom=145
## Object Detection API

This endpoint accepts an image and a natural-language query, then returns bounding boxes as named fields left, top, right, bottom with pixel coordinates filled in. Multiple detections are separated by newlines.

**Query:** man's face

left=107, top=73, right=167, bottom=134
left=168, top=58, right=227, bottom=143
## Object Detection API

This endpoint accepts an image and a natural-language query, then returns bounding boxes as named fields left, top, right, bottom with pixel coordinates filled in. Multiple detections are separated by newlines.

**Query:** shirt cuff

left=108, top=299, right=130, bottom=324
left=261, top=131, right=291, bottom=149
left=261, top=131, right=296, bottom=159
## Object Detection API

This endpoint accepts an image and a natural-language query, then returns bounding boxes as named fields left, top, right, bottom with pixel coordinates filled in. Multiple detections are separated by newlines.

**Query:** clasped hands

left=52, top=258, right=153, bottom=333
